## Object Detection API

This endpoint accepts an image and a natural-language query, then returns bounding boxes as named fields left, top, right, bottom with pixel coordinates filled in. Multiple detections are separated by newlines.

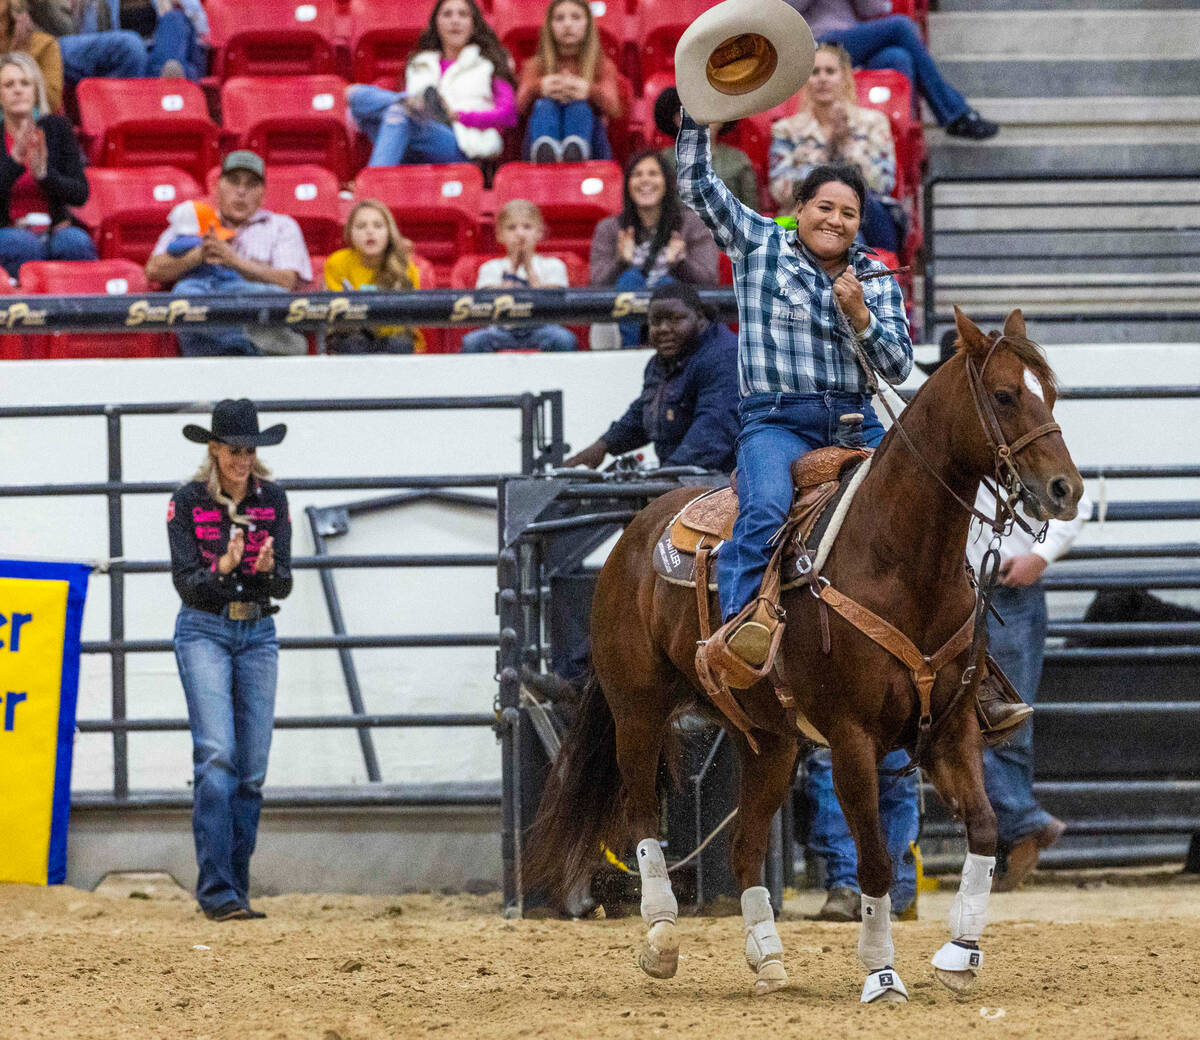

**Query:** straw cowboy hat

left=674, top=0, right=815, bottom=124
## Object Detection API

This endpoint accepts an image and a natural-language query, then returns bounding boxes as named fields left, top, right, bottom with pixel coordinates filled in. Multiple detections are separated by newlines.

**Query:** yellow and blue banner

left=0, top=559, right=90, bottom=885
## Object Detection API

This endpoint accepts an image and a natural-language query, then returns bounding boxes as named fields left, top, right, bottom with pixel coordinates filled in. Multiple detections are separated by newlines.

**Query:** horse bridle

left=847, top=329, right=1062, bottom=538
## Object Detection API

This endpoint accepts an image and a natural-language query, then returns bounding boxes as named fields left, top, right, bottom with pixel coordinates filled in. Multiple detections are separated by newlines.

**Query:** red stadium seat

left=491, top=160, right=622, bottom=264
left=75, top=79, right=219, bottom=183
left=205, top=164, right=344, bottom=257
left=74, top=166, right=202, bottom=266
left=854, top=69, right=924, bottom=199
left=18, top=261, right=172, bottom=359
left=207, top=0, right=339, bottom=80
left=220, top=75, right=353, bottom=180
left=348, top=0, right=430, bottom=85
left=353, top=164, right=484, bottom=282
left=492, top=0, right=633, bottom=78
left=639, top=0, right=716, bottom=83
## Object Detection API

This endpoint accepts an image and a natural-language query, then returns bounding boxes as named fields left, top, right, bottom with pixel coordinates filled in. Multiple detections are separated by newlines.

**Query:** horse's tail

left=522, top=675, right=625, bottom=903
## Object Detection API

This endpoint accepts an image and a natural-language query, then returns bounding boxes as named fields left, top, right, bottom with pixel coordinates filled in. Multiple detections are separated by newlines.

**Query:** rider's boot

left=699, top=597, right=784, bottom=690
left=974, top=664, right=1033, bottom=744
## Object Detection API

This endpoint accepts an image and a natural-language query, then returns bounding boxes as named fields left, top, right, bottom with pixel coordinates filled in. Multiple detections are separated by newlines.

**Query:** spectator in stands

left=346, top=0, right=515, bottom=168
left=0, top=51, right=93, bottom=277
left=517, top=0, right=622, bottom=163
left=145, top=150, right=312, bottom=357
left=566, top=282, right=739, bottom=471
left=169, top=398, right=291, bottom=922
left=0, top=3, right=61, bottom=110
left=968, top=481, right=1092, bottom=891
left=769, top=43, right=903, bottom=254
left=791, top=0, right=998, bottom=139
left=590, top=150, right=719, bottom=346
left=462, top=199, right=576, bottom=352
left=654, top=86, right=759, bottom=211
left=27, top=0, right=207, bottom=84
left=323, top=199, right=424, bottom=354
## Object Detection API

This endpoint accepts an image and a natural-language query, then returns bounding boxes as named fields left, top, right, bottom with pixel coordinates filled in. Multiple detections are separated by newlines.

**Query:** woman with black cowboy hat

left=167, top=399, right=291, bottom=922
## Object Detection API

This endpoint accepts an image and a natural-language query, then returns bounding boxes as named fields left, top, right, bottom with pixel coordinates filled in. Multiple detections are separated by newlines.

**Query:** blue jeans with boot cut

left=983, top=582, right=1054, bottom=844
left=174, top=606, right=278, bottom=914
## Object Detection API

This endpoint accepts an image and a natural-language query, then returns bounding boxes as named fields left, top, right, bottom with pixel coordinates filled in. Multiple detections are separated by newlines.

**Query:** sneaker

left=812, top=886, right=860, bottom=922
left=560, top=134, right=590, bottom=163
left=205, top=902, right=253, bottom=921
left=945, top=108, right=999, bottom=140
left=530, top=136, right=561, bottom=164
left=159, top=59, right=185, bottom=79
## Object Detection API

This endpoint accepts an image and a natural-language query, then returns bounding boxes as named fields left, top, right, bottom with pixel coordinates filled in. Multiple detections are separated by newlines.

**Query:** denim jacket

left=603, top=321, right=740, bottom=473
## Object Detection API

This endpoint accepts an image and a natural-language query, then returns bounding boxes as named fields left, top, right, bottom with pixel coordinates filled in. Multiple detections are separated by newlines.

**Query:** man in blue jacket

left=566, top=282, right=739, bottom=473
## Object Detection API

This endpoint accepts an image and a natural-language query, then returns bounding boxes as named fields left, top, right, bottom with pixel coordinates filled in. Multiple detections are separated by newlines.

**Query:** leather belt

left=225, top=602, right=263, bottom=621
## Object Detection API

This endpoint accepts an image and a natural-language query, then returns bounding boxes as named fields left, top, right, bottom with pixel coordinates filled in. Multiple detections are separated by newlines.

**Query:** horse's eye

left=994, top=389, right=1015, bottom=406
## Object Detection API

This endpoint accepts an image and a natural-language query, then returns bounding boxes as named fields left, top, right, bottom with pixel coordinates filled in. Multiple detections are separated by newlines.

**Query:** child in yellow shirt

left=323, top=199, right=424, bottom=353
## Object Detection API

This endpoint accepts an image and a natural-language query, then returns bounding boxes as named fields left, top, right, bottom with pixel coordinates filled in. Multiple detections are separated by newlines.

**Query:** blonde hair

left=496, top=198, right=544, bottom=233
left=535, top=0, right=599, bottom=84
left=193, top=447, right=272, bottom=525
left=0, top=51, right=49, bottom=118
left=344, top=199, right=414, bottom=290
left=806, top=43, right=858, bottom=107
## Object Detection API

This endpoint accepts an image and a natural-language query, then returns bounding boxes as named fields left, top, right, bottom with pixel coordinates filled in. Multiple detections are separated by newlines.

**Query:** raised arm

left=676, top=112, right=779, bottom=262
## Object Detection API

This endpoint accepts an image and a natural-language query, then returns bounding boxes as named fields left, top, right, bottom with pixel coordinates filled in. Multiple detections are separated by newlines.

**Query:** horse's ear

left=953, top=306, right=987, bottom=353
left=1003, top=309, right=1027, bottom=340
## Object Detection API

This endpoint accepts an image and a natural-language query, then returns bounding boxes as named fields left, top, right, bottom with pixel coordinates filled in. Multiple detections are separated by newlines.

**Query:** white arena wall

left=1, top=341, right=1197, bottom=892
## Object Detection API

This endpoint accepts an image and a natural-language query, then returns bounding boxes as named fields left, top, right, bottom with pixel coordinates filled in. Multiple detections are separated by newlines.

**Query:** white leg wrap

left=861, top=967, right=909, bottom=1004
left=637, top=839, right=677, bottom=926
left=741, top=886, right=783, bottom=970
left=948, top=852, right=995, bottom=942
left=856, top=893, right=894, bottom=971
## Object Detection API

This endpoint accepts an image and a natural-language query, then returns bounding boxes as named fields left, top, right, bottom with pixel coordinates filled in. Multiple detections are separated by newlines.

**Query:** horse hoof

left=638, top=920, right=679, bottom=980
left=753, top=958, right=788, bottom=995
left=935, top=967, right=978, bottom=994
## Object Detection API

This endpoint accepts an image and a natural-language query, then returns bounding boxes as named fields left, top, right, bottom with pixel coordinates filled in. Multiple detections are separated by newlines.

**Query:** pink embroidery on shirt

left=192, top=507, right=221, bottom=522
left=195, top=525, right=221, bottom=540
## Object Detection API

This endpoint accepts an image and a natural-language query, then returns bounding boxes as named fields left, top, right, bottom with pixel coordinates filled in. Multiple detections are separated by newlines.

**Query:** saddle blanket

left=652, top=456, right=873, bottom=590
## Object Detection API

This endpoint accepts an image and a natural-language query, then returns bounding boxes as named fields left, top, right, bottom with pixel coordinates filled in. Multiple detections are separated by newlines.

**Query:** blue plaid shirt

left=676, top=114, right=912, bottom=397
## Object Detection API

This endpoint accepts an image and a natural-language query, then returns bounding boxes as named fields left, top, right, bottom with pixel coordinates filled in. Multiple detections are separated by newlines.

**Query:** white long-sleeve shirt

left=966, top=486, right=1093, bottom=577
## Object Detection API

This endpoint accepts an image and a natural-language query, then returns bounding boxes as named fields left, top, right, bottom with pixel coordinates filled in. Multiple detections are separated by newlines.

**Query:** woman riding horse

left=676, top=110, right=1024, bottom=738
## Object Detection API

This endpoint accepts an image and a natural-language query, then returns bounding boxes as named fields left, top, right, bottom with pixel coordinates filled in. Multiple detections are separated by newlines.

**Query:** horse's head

left=949, top=306, right=1083, bottom=522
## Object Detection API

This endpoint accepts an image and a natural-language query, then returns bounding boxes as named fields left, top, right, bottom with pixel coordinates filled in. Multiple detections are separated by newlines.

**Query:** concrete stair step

left=926, top=318, right=1200, bottom=345
left=937, top=59, right=1200, bottom=98
left=927, top=139, right=1199, bottom=178
left=939, top=0, right=1199, bottom=10
left=934, top=179, right=1200, bottom=205
left=940, top=273, right=1200, bottom=288
left=960, top=96, right=1200, bottom=127
left=936, top=257, right=1192, bottom=276
left=934, top=202, right=1199, bottom=232
left=928, top=10, right=1200, bottom=60
left=936, top=288, right=1200, bottom=309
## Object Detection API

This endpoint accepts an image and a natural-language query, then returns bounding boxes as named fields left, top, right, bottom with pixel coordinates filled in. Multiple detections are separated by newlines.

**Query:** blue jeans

left=614, top=267, right=675, bottom=346
left=59, top=30, right=147, bottom=82
left=717, top=392, right=883, bottom=620
left=172, top=269, right=285, bottom=356
left=348, top=86, right=468, bottom=167
left=864, top=193, right=901, bottom=254
left=805, top=748, right=919, bottom=913
left=462, top=323, right=577, bottom=352
left=819, top=15, right=969, bottom=127
left=523, top=98, right=612, bottom=161
left=0, top=225, right=97, bottom=278
left=983, top=582, right=1053, bottom=844
left=174, top=606, right=278, bottom=913
left=146, top=9, right=206, bottom=80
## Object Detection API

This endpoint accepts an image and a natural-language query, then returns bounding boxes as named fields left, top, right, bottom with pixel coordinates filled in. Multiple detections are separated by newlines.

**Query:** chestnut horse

left=525, top=309, right=1083, bottom=1002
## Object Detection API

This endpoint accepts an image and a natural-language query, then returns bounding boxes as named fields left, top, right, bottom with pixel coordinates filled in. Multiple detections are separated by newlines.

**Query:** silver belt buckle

left=227, top=602, right=261, bottom=621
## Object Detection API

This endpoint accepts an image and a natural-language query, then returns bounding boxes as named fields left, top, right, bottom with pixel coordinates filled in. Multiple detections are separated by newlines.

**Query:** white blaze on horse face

left=1023, top=367, right=1045, bottom=402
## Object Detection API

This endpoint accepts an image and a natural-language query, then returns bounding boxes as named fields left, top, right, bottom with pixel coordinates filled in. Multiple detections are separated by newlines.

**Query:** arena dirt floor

left=2, top=868, right=1198, bottom=1040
